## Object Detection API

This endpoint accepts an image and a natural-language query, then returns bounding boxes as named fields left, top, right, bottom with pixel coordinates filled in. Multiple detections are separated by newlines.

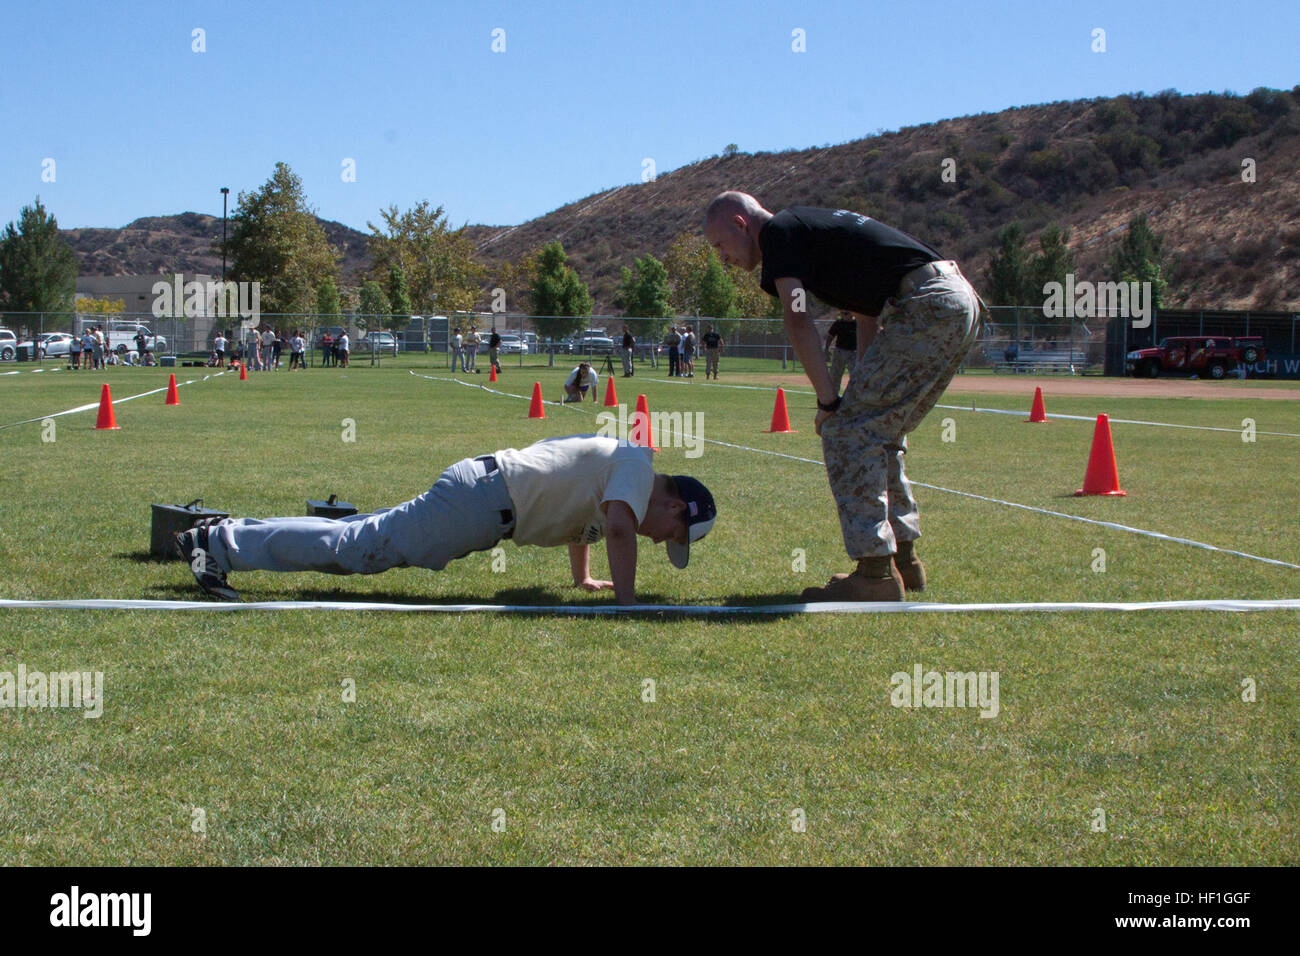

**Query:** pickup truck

left=104, top=323, right=168, bottom=355
left=1125, top=336, right=1265, bottom=379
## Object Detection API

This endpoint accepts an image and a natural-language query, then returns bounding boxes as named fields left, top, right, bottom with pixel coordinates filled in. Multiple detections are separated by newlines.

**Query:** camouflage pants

left=820, top=265, right=982, bottom=558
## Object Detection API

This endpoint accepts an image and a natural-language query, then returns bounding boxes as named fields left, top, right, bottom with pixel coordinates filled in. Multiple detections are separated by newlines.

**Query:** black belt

left=476, top=456, right=515, bottom=537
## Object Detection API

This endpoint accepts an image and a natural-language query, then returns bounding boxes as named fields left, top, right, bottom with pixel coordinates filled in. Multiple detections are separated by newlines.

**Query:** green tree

left=1028, top=224, right=1076, bottom=298
left=0, top=197, right=78, bottom=320
left=227, top=162, right=339, bottom=314
left=386, top=265, right=411, bottom=329
left=358, top=280, right=390, bottom=330
left=983, top=223, right=1034, bottom=305
left=529, top=242, right=592, bottom=341
left=316, top=276, right=340, bottom=316
left=1105, top=213, right=1168, bottom=309
left=367, top=201, right=485, bottom=313
left=616, top=255, right=674, bottom=340
left=662, top=232, right=712, bottom=315
left=76, top=295, right=126, bottom=314
left=696, top=256, right=739, bottom=336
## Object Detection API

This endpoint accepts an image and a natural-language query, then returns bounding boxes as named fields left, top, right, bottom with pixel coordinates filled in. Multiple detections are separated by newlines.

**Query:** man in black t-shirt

left=621, top=327, right=635, bottom=377
left=704, top=191, right=984, bottom=602
left=701, top=325, right=723, bottom=379
left=825, top=312, right=858, bottom=388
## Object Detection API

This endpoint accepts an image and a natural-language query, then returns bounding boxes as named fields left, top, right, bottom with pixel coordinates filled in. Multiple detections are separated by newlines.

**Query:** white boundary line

left=0, top=371, right=226, bottom=431
left=658, top=376, right=1300, bottom=437
left=2, top=598, right=1298, bottom=614
left=413, top=371, right=1300, bottom=571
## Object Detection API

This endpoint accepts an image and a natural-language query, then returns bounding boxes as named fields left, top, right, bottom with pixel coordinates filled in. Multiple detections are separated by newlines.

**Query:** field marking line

left=2, top=598, right=1298, bottom=614
left=658, top=377, right=1300, bottom=438
left=414, top=371, right=1300, bottom=571
left=0, top=370, right=226, bottom=431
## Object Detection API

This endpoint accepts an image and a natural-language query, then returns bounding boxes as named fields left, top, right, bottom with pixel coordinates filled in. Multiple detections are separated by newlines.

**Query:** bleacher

left=986, top=346, right=1090, bottom=374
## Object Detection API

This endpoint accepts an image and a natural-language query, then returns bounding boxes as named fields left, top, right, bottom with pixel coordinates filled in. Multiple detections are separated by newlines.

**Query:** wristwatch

left=818, top=395, right=842, bottom=413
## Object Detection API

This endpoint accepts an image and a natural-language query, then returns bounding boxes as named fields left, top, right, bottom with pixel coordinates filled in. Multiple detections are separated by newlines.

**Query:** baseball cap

left=666, top=475, right=716, bottom=569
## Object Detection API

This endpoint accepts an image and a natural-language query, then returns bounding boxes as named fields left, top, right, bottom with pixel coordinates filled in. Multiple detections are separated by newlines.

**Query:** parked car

left=358, top=330, right=400, bottom=355
left=104, top=322, right=167, bottom=355
left=16, top=332, right=75, bottom=358
left=0, top=328, right=17, bottom=361
left=565, top=330, right=615, bottom=355
left=496, top=334, right=529, bottom=354
left=1126, top=335, right=1265, bottom=379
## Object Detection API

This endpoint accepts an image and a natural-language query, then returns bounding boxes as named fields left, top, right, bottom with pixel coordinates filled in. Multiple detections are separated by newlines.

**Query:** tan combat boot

left=801, top=556, right=905, bottom=603
left=893, top=540, right=926, bottom=592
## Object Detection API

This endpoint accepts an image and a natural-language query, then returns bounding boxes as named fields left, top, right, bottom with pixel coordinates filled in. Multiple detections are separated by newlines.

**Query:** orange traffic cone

left=528, top=382, right=546, bottom=419
left=1075, top=414, right=1126, bottom=496
left=604, top=376, right=618, bottom=407
left=489, top=365, right=497, bottom=382
left=630, top=394, right=660, bottom=451
left=94, top=384, right=120, bottom=430
left=1026, top=386, right=1048, bottom=423
left=767, top=387, right=795, bottom=433
left=239, top=362, right=248, bottom=381
left=165, top=373, right=180, bottom=406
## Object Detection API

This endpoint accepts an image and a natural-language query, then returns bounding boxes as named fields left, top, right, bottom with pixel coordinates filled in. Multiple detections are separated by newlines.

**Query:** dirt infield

left=750, top=372, right=1300, bottom=401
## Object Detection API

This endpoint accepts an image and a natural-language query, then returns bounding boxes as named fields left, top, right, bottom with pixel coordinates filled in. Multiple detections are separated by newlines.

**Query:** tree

left=529, top=242, right=592, bottom=341
left=662, top=232, right=712, bottom=315
left=227, top=162, right=339, bottom=314
left=358, top=281, right=390, bottom=330
left=616, top=255, right=674, bottom=340
left=697, top=256, right=739, bottom=335
left=1028, top=224, right=1076, bottom=298
left=983, top=223, right=1034, bottom=305
left=76, top=296, right=126, bottom=314
left=366, top=201, right=485, bottom=313
left=0, top=197, right=78, bottom=322
left=386, top=265, right=411, bottom=328
left=496, top=250, right=538, bottom=316
left=316, top=276, right=340, bottom=316
left=1105, top=213, right=1168, bottom=309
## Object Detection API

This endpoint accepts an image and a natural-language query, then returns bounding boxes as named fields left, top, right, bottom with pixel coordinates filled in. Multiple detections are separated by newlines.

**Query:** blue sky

left=2, top=0, right=1296, bottom=232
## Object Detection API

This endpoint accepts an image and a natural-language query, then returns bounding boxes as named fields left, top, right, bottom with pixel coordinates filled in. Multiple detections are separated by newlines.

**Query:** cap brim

left=666, top=540, right=689, bottom=569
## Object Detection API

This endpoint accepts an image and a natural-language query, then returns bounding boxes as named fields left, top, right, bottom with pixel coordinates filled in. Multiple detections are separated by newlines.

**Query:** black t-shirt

left=827, top=318, right=857, bottom=351
left=702, top=330, right=722, bottom=349
left=622, top=332, right=634, bottom=349
left=759, top=206, right=942, bottom=316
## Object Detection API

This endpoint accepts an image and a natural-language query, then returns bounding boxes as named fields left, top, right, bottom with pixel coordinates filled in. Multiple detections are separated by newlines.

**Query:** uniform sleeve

left=600, top=453, right=655, bottom=526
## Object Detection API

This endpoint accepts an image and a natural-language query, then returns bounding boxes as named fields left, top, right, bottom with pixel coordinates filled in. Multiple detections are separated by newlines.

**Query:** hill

left=64, top=88, right=1300, bottom=313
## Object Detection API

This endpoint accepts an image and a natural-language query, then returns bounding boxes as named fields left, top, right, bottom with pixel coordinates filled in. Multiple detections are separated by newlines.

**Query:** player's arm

left=775, top=277, right=837, bottom=405
left=568, top=543, right=613, bottom=592
left=602, top=500, right=639, bottom=605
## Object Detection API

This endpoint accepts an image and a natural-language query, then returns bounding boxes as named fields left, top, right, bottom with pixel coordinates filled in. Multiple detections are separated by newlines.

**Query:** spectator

left=663, top=325, right=682, bottom=377
left=563, top=361, right=599, bottom=402
left=273, top=329, right=284, bottom=369
left=70, top=331, right=82, bottom=370
left=142, top=347, right=157, bottom=367
left=451, top=327, right=464, bottom=371
left=289, top=330, right=306, bottom=370
left=681, top=326, right=696, bottom=377
left=621, top=326, right=635, bottom=377
left=321, top=330, right=334, bottom=368
left=488, top=328, right=502, bottom=375
left=212, top=330, right=227, bottom=367
left=260, top=326, right=277, bottom=371
left=463, top=326, right=479, bottom=372
left=134, top=329, right=147, bottom=357
left=91, top=326, right=105, bottom=370
left=702, top=324, right=723, bottom=380
left=337, top=330, right=350, bottom=368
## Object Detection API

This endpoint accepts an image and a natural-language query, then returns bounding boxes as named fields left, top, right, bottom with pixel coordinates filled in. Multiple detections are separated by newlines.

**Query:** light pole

left=220, top=187, right=229, bottom=282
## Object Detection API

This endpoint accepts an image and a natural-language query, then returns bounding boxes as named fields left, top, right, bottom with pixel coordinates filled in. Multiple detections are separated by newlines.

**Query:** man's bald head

left=703, top=191, right=772, bottom=272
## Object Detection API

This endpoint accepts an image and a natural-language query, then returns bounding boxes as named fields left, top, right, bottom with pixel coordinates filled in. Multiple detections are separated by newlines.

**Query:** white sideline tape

left=413, top=371, right=1300, bottom=571
left=0, top=366, right=63, bottom=376
left=659, top=376, right=1300, bottom=437
left=1, top=598, right=1298, bottom=614
left=0, top=371, right=225, bottom=431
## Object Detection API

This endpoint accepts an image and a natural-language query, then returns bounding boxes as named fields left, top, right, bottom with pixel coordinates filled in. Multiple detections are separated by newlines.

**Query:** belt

left=475, top=456, right=515, bottom=538
left=896, top=259, right=962, bottom=297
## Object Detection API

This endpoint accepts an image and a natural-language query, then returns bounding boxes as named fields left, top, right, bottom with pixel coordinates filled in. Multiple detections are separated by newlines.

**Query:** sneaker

left=173, top=519, right=239, bottom=600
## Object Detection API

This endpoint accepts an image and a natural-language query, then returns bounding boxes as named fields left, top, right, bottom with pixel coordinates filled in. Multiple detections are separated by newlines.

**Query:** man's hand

left=815, top=408, right=836, bottom=436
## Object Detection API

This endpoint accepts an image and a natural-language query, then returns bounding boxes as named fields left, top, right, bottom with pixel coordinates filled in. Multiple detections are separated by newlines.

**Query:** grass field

left=1, top=357, right=1297, bottom=864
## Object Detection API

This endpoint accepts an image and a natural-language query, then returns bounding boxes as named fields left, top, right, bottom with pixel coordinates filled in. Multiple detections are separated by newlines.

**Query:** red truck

left=1125, top=335, right=1265, bottom=379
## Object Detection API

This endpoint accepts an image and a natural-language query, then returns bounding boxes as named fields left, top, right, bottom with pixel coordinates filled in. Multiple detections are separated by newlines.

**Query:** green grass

left=1, top=362, right=1297, bottom=864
